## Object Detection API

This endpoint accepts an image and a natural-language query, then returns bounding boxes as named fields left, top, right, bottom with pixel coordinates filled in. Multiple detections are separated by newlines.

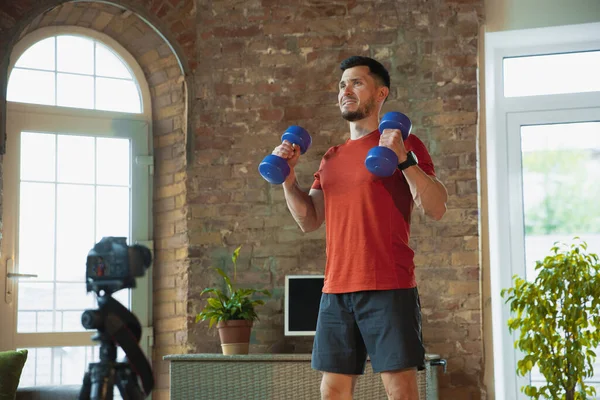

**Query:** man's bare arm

left=378, top=128, right=448, bottom=221
left=402, top=166, right=448, bottom=220
left=271, top=139, right=325, bottom=232
left=282, top=176, right=325, bottom=232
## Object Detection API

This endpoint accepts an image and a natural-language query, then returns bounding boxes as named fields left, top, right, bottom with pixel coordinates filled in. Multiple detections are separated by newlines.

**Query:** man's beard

left=341, top=98, right=376, bottom=122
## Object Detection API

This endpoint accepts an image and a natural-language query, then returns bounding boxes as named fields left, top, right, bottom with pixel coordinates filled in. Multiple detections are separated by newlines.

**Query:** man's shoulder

left=406, top=134, right=432, bottom=156
left=322, top=143, right=343, bottom=158
left=406, top=133, right=427, bottom=148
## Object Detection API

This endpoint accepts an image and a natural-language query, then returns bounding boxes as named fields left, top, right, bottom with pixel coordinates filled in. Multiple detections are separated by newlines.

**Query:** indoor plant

left=501, top=239, right=600, bottom=400
left=195, top=245, right=271, bottom=355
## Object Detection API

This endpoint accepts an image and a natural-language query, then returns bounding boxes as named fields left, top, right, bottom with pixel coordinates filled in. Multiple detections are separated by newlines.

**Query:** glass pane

left=17, top=311, right=37, bottom=332
left=20, top=132, right=56, bottom=182
left=7, top=69, right=55, bottom=106
left=96, top=43, right=132, bottom=79
left=17, top=283, right=53, bottom=311
left=521, top=121, right=600, bottom=389
left=504, top=51, right=600, bottom=97
left=96, top=186, right=130, bottom=241
left=18, top=182, right=55, bottom=281
left=55, top=283, right=96, bottom=311
left=18, top=345, right=126, bottom=396
left=97, top=137, right=130, bottom=186
left=112, top=289, right=131, bottom=310
left=56, top=184, right=95, bottom=281
left=57, top=35, right=94, bottom=75
left=18, top=346, right=99, bottom=387
left=57, top=73, right=94, bottom=109
left=17, top=285, right=95, bottom=333
left=15, top=37, right=55, bottom=71
left=57, top=135, right=95, bottom=184
left=61, top=311, right=87, bottom=331
left=96, top=77, right=141, bottom=113
left=36, top=311, right=54, bottom=332
left=522, top=122, right=600, bottom=281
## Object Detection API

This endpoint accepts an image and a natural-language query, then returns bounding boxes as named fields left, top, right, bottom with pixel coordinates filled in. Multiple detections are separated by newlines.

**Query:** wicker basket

left=165, top=353, right=446, bottom=400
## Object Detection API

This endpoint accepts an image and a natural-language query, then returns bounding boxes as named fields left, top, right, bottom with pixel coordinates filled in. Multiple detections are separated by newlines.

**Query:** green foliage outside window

left=523, top=150, right=600, bottom=235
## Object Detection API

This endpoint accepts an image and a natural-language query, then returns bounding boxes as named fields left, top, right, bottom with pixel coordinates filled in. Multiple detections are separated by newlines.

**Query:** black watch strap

left=397, top=151, right=417, bottom=171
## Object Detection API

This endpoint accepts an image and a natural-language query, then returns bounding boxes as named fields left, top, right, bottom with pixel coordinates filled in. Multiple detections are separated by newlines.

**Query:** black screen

left=287, top=277, right=324, bottom=332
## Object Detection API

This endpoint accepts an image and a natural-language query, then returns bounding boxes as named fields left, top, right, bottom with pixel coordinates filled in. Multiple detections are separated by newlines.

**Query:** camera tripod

left=79, top=294, right=154, bottom=400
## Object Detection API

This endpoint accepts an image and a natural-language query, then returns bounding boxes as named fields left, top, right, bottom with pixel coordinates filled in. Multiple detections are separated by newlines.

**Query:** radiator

left=165, top=353, right=446, bottom=400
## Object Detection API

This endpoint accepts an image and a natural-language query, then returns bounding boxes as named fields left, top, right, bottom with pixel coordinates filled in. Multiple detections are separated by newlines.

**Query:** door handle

left=5, top=259, right=14, bottom=304
left=7, top=273, right=38, bottom=279
left=5, top=259, right=37, bottom=304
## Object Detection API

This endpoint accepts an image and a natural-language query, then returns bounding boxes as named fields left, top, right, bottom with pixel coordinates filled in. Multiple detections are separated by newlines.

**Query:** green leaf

left=200, top=288, right=217, bottom=296
left=587, top=349, right=596, bottom=358
left=207, top=298, right=222, bottom=309
left=215, top=267, right=234, bottom=294
left=232, top=245, right=242, bottom=265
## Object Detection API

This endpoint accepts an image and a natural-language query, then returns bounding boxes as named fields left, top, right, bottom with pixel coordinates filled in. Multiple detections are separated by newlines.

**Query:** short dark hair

left=340, top=56, right=390, bottom=89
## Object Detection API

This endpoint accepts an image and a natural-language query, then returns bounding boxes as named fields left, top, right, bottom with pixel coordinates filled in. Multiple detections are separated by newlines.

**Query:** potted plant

left=501, top=239, right=600, bottom=400
left=195, top=245, right=272, bottom=355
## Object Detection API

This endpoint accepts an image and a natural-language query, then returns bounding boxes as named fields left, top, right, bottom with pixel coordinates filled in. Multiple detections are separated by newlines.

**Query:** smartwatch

left=397, top=151, right=417, bottom=171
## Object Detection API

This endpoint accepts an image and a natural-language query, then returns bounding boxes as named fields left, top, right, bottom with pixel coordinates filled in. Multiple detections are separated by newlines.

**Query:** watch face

left=411, top=151, right=418, bottom=164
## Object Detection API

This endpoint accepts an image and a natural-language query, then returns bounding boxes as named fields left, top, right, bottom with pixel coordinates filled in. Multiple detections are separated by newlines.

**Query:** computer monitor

left=284, top=274, right=324, bottom=336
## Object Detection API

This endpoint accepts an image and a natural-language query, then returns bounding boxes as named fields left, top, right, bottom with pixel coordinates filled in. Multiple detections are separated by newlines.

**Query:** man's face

left=338, top=66, right=382, bottom=122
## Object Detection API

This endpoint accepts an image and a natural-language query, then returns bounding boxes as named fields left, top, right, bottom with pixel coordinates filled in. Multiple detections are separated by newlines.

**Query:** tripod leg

left=79, top=372, right=91, bottom=400
left=115, top=363, right=144, bottom=400
left=90, top=362, right=115, bottom=400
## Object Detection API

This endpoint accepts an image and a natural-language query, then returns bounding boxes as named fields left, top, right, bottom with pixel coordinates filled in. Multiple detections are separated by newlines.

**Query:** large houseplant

left=501, top=239, right=600, bottom=400
left=195, top=245, right=271, bottom=355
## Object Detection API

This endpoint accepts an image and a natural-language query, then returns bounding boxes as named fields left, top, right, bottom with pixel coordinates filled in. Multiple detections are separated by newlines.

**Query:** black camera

left=86, top=237, right=152, bottom=295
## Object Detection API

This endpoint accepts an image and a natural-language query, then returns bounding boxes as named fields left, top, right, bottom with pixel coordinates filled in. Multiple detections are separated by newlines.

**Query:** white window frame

left=484, top=22, right=600, bottom=399
left=0, top=26, right=154, bottom=363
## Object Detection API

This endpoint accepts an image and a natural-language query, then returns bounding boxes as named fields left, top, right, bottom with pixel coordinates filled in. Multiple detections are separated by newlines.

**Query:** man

left=272, top=56, right=448, bottom=400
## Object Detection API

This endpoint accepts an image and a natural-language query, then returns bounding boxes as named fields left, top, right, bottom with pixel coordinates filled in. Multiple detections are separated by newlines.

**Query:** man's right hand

left=272, top=140, right=301, bottom=184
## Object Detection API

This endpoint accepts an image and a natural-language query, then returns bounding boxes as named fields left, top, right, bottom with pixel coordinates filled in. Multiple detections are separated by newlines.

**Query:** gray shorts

left=311, top=287, right=425, bottom=375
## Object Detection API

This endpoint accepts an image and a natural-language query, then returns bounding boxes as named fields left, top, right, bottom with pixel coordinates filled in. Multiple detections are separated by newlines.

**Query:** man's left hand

left=379, top=129, right=408, bottom=163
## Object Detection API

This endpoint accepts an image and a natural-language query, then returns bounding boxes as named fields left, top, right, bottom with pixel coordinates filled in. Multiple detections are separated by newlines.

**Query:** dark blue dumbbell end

left=258, top=154, right=291, bottom=184
left=379, top=112, right=412, bottom=140
left=365, top=146, right=399, bottom=177
left=281, top=126, right=312, bottom=154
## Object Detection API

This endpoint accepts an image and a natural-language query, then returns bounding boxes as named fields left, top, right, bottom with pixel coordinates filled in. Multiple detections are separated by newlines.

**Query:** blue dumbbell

left=259, top=126, right=312, bottom=184
left=364, top=112, right=412, bottom=177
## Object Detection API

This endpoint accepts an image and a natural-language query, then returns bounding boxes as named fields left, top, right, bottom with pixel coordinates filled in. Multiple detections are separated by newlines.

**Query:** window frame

left=484, top=21, right=600, bottom=399
left=0, top=25, right=154, bottom=377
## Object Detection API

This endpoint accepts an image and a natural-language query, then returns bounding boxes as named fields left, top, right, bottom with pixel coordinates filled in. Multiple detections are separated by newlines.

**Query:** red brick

left=212, top=25, right=262, bottom=38
left=258, top=105, right=284, bottom=121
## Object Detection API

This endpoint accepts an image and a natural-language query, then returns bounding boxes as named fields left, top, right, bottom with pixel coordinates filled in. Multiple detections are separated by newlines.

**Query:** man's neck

left=349, top=115, right=379, bottom=140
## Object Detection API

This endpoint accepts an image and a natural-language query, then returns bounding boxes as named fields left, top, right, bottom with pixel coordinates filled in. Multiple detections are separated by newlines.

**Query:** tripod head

left=79, top=293, right=154, bottom=400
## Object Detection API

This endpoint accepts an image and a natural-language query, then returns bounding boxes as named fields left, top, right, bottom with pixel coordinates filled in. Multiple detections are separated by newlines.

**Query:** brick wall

left=190, top=1, right=484, bottom=398
left=0, top=0, right=486, bottom=398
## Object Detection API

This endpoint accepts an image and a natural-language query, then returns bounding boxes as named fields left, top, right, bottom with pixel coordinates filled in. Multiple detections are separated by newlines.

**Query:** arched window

left=8, top=34, right=142, bottom=113
left=0, top=26, right=153, bottom=388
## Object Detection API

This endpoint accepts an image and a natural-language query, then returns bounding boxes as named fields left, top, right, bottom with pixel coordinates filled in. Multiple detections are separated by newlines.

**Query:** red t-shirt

left=311, top=129, right=436, bottom=293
